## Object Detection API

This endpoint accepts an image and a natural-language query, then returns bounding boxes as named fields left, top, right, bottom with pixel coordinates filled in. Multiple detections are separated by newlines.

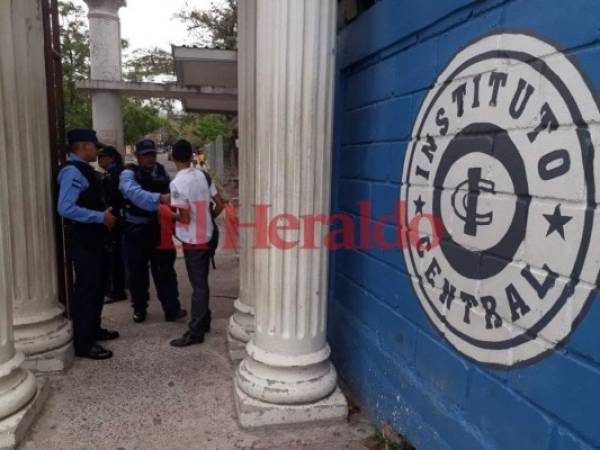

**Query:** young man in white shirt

left=169, top=139, right=226, bottom=347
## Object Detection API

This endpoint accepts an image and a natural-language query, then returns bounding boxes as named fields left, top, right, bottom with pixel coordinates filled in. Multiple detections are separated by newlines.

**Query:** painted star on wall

left=543, top=204, right=572, bottom=240
left=414, top=195, right=426, bottom=215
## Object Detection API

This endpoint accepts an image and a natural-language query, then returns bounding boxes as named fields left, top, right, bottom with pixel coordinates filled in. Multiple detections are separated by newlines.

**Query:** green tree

left=122, top=98, right=167, bottom=145
left=59, top=0, right=235, bottom=148
left=174, top=1, right=237, bottom=150
left=176, top=0, right=238, bottom=50
left=185, top=114, right=230, bottom=143
left=158, top=116, right=199, bottom=147
left=59, top=0, right=168, bottom=146
left=158, top=114, right=230, bottom=147
left=124, top=47, right=177, bottom=114
left=124, top=47, right=175, bottom=82
left=59, top=0, right=92, bottom=130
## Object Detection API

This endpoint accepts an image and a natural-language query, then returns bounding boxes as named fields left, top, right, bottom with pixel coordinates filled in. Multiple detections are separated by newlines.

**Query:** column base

left=0, top=380, right=48, bottom=450
left=234, top=383, right=348, bottom=429
left=14, top=307, right=73, bottom=373
left=21, top=341, right=74, bottom=373
left=227, top=333, right=248, bottom=363
left=227, top=298, right=255, bottom=362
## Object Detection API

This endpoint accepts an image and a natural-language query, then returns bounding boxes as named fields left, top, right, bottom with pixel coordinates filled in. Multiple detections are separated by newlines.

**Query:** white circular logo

left=402, top=32, right=600, bottom=368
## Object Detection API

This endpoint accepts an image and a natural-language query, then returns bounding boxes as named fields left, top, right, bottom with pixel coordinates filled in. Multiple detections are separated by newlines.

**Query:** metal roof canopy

left=172, top=46, right=238, bottom=114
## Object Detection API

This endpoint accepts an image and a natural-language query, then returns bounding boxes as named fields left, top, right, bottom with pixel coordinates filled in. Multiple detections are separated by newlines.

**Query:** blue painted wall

left=328, top=1, right=600, bottom=449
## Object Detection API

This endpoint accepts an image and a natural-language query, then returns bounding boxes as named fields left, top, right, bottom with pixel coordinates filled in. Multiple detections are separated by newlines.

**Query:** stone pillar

left=227, top=0, right=257, bottom=362
left=5, top=0, right=74, bottom=373
left=85, top=0, right=125, bottom=151
left=215, top=135, right=225, bottom=181
left=234, top=0, right=347, bottom=427
left=205, top=142, right=215, bottom=170
left=0, top=0, right=51, bottom=446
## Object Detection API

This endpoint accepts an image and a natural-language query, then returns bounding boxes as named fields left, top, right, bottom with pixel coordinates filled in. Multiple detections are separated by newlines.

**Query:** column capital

left=84, top=0, right=126, bottom=17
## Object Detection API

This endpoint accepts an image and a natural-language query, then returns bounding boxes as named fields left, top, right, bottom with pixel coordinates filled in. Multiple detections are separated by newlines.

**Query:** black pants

left=105, top=225, right=126, bottom=297
left=124, top=223, right=180, bottom=317
left=69, top=238, right=106, bottom=353
left=183, top=247, right=211, bottom=336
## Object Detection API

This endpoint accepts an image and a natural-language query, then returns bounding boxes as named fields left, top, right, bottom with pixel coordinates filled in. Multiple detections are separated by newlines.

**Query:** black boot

left=96, top=328, right=120, bottom=341
left=75, top=344, right=113, bottom=360
left=133, top=310, right=147, bottom=323
left=170, top=331, right=204, bottom=347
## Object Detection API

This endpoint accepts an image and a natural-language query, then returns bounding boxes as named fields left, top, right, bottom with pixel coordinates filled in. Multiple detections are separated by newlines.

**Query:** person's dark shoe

left=133, top=310, right=147, bottom=323
left=104, top=293, right=128, bottom=304
left=170, top=331, right=204, bottom=347
left=96, top=328, right=120, bottom=341
left=165, top=309, right=188, bottom=322
left=201, top=310, right=212, bottom=333
left=75, top=344, right=113, bottom=360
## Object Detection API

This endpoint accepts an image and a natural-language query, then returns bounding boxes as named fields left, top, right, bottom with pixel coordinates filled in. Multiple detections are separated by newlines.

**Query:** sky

left=73, top=0, right=224, bottom=52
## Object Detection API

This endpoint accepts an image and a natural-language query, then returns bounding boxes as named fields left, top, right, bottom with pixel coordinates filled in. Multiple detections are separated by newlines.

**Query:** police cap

left=98, top=145, right=119, bottom=158
left=135, top=139, right=157, bottom=155
left=67, top=128, right=103, bottom=148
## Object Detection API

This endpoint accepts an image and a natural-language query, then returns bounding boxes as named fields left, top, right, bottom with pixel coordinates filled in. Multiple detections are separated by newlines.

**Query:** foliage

left=124, top=47, right=175, bottom=82
left=124, top=47, right=178, bottom=114
left=59, top=0, right=169, bottom=146
left=173, top=1, right=237, bottom=148
left=176, top=0, right=238, bottom=49
left=58, top=0, right=234, bottom=147
left=159, top=114, right=230, bottom=147
left=363, top=428, right=416, bottom=450
left=187, top=114, right=230, bottom=142
left=122, top=98, right=167, bottom=145
left=59, top=0, right=92, bottom=130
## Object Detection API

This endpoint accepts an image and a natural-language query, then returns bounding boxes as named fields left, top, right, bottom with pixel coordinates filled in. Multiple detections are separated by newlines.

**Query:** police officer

left=57, top=129, right=120, bottom=360
left=119, top=138, right=186, bottom=323
left=98, top=145, right=127, bottom=304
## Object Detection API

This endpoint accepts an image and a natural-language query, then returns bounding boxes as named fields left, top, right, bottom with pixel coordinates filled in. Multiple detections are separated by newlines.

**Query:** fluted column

left=234, top=0, right=347, bottom=427
left=5, top=0, right=74, bottom=373
left=228, top=0, right=257, bottom=362
left=0, top=0, right=50, bottom=446
left=84, top=0, right=125, bottom=151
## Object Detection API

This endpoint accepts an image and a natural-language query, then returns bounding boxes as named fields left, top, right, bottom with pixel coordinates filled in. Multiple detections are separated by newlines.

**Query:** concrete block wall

left=328, top=1, right=600, bottom=449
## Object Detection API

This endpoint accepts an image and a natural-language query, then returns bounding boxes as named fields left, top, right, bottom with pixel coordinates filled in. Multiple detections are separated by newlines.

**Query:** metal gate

left=42, top=0, right=73, bottom=313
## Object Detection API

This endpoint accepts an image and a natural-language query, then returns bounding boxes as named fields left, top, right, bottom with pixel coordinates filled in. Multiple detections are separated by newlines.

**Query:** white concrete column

left=234, top=0, right=347, bottom=427
left=0, top=0, right=51, bottom=446
left=4, top=0, right=74, bottom=373
left=85, top=0, right=125, bottom=151
left=215, top=135, right=225, bottom=181
left=228, top=0, right=257, bottom=362
left=205, top=142, right=215, bottom=169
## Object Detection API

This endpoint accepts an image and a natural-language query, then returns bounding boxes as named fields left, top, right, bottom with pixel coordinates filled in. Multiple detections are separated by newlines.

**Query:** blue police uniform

left=57, top=129, right=115, bottom=359
left=58, top=153, right=104, bottom=224
left=99, top=146, right=127, bottom=303
left=119, top=139, right=182, bottom=322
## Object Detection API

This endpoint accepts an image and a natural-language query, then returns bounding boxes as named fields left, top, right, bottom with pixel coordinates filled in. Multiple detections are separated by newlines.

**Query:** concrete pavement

left=19, top=175, right=375, bottom=449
